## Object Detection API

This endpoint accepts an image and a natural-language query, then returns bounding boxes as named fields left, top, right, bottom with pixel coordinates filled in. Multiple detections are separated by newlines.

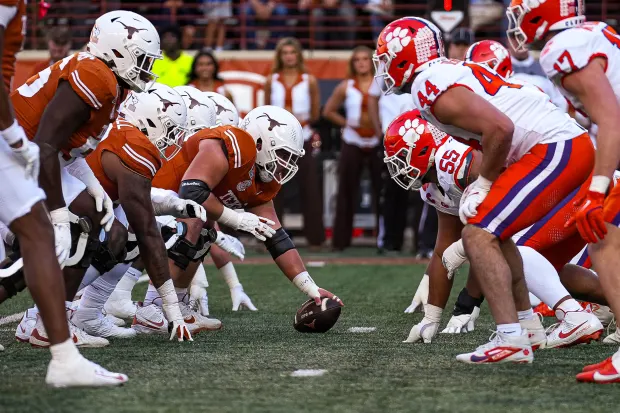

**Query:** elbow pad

left=178, top=179, right=211, bottom=205
left=264, top=228, right=295, bottom=259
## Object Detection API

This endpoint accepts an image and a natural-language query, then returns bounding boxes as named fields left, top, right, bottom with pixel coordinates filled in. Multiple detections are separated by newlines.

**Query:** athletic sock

left=556, top=298, right=584, bottom=320
left=175, top=287, right=188, bottom=304
left=50, top=339, right=81, bottom=363
left=497, top=323, right=522, bottom=337
left=517, top=308, right=534, bottom=321
left=144, top=283, right=162, bottom=306
left=109, top=266, right=142, bottom=302
left=78, top=264, right=131, bottom=315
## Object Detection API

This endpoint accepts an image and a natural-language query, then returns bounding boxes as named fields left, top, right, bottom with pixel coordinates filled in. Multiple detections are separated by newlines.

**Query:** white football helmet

left=174, top=86, right=218, bottom=133
left=87, top=10, right=162, bottom=92
left=203, top=92, right=239, bottom=126
left=119, top=83, right=188, bottom=160
left=240, top=105, right=304, bottom=185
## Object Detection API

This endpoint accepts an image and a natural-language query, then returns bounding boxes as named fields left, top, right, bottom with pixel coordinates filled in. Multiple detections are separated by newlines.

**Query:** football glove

left=231, top=284, right=258, bottom=311
left=441, top=306, right=480, bottom=334
left=403, top=318, right=440, bottom=343
left=459, top=176, right=493, bottom=224
left=442, top=239, right=468, bottom=279
left=50, top=207, right=72, bottom=268
left=566, top=184, right=607, bottom=244
left=2, top=121, right=39, bottom=181
left=218, top=207, right=276, bottom=241
left=168, top=320, right=193, bottom=342
left=215, top=232, right=245, bottom=261
left=404, top=274, right=429, bottom=313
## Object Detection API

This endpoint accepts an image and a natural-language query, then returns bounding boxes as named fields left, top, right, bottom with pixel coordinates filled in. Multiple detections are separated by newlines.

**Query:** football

left=293, top=298, right=342, bottom=333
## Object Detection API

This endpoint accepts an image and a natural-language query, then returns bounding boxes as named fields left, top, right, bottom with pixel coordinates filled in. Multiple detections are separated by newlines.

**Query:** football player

left=385, top=110, right=603, bottom=349
left=133, top=105, right=343, bottom=329
left=508, top=0, right=620, bottom=382
left=375, top=17, right=592, bottom=364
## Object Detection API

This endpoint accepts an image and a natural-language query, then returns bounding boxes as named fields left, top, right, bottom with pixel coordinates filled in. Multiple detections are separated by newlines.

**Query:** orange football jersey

left=0, top=0, right=25, bottom=90
left=11, top=52, right=121, bottom=162
left=152, top=125, right=280, bottom=209
left=86, top=119, right=162, bottom=202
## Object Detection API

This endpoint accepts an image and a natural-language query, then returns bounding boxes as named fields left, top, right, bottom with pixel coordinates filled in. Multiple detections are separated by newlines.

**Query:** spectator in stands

left=187, top=50, right=234, bottom=101
left=323, top=46, right=382, bottom=251
left=243, top=0, right=289, bottom=49
left=301, top=0, right=355, bottom=50
left=203, top=0, right=232, bottom=51
left=161, top=0, right=201, bottom=49
left=264, top=37, right=325, bottom=249
left=447, top=27, right=474, bottom=60
left=365, top=0, right=393, bottom=41
left=29, top=27, right=72, bottom=77
left=508, top=42, right=546, bottom=77
left=152, top=25, right=194, bottom=87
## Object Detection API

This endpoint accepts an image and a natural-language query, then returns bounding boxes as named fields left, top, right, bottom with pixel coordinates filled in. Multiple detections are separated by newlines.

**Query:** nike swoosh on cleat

left=184, top=316, right=196, bottom=324
left=558, top=322, right=588, bottom=339
left=593, top=371, right=620, bottom=382
left=470, top=354, right=488, bottom=362
left=139, top=319, right=165, bottom=329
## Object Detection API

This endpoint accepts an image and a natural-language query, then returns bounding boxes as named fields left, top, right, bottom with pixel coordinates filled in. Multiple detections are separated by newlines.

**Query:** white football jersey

left=511, top=72, right=568, bottom=112
left=419, top=137, right=474, bottom=216
left=540, top=22, right=620, bottom=119
left=412, top=59, right=585, bottom=166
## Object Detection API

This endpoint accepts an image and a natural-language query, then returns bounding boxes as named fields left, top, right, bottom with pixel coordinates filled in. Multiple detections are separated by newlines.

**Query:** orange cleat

left=577, top=357, right=620, bottom=383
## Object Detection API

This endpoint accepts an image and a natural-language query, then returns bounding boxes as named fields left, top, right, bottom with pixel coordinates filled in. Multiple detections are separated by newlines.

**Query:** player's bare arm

left=428, top=210, right=464, bottom=307
left=34, top=82, right=91, bottom=209
left=432, top=86, right=514, bottom=181
left=322, top=81, right=348, bottom=127
left=562, top=58, right=620, bottom=185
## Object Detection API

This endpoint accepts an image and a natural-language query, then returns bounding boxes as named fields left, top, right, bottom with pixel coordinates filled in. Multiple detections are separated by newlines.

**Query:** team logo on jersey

left=236, top=180, right=252, bottom=192
left=150, top=92, right=181, bottom=112
left=398, top=118, right=425, bottom=146
left=257, top=113, right=286, bottom=131
left=208, top=97, right=232, bottom=115
left=111, top=17, right=150, bottom=41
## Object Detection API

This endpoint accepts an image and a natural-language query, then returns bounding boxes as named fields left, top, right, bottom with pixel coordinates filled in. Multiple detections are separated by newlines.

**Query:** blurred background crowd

left=18, top=0, right=619, bottom=256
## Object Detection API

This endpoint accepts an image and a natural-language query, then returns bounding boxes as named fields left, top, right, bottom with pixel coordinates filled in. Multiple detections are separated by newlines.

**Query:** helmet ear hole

left=419, top=146, right=429, bottom=156
left=256, top=137, right=263, bottom=151
left=530, top=16, right=541, bottom=24
left=112, top=49, right=124, bottom=58
left=146, top=119, right=156, bottom=128
left=397, top=60, right=408, bottom=69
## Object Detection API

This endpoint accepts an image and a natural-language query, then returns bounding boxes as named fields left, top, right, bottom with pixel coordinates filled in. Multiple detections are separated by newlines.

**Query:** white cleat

left=520, top=314, right=546, bottom=350
left=132, top=304, right=169, bottom=335
left=604, top=329, right=620, bottom=344
left=403, top=318, right=439, bottom=343
left=104, top=296, right=138, bottom=320
left=591, top=304, right=614, bottom=327
left=71, top=309, right=136, bottom=339
left=15, top=308, right=38, bottom=343
left=29, top=314, right=110, bottom=348
left=104, top=313, right=126, bottom=327
left=456, top=331, right=533, bottom=364
left=181, top=301, right=222, bottom=333
left=46, top=355, right=128, bottom=388
left=543, top=310, right=603, bottom=349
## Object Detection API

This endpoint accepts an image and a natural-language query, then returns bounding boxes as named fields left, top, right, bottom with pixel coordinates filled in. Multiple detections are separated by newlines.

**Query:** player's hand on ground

left=50, top=207, right=72, bottom=267
left=231, top=284, right=257, bottom=311
left=403, top=318, right=439, bottom=343
left=442, top=239, right=468, bottom=279
left=458, top=176, right=493, bottom=224
left=314, top=288, right=344, bottom=307
left=566, top=190, right=607, bottom=243
left=9, top=136, right=40, bottom=181
left=215, top=231, right=245, bottom=260
left=168, top=320, right=193, bottom=342
left=440, top=307, right=480, bottom=334
left=404, top=274, right=428, bottom=313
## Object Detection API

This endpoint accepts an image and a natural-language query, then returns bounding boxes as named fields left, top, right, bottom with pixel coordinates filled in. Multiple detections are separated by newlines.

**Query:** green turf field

left=0, top=262, right=617, bottom=413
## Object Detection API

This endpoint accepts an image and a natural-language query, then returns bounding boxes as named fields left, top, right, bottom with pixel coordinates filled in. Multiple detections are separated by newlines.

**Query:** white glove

left=442, top=239, right=468, bottom=280
left=215, top=231, right=245, bottom=260
left=65, top=158, right=114, bottom=232
left=217, top=207, right=276, bottom=241
left=2, top=121, right=39, bottom=181
left=151, top=188, right=207, bottom=222
left=168, top=320, right=193, bottom=342
left=404, top=274, right=429, bottom=313
left=440, top=306, right=480, bottom=334
left=50, top=208, right=72, bottom=268
left=157, top=280, right=193, bottom=342
left=458, top=176, right=493, bottom=225
left=403, top=318, right=440, bottom=343
left=231, top=284, right=257, bottom=311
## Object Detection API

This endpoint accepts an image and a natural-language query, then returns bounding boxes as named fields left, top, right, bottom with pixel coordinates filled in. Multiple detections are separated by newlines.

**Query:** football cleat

left=15, top=308, right=38, bottom=342
left=543, top=310, right=603, bottom=349
left=520, top=314, right=546, bottom=350
left=46, top=355, right=128, bottom=388
left=71, top=309, right=137, bottom=339
left=456, top=331, right=533, bottom=364
left=105, top=313, right=126, bottom=327
left=577, top=352, right=620, bottom=384
left=104, top=296, right=138, bottom=320
left=591, top=304, right=614, bottom=327
left=131, top=304, right=168, bottom=335
left=29, top=314, right=110, bottom=348
left=403, top=319, right=439, bottom=343
left=180, top=301, right=222, bottom=333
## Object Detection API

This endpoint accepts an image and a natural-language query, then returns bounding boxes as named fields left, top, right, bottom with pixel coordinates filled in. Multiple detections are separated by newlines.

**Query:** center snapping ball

left=294, top=298, right=342, bottom=333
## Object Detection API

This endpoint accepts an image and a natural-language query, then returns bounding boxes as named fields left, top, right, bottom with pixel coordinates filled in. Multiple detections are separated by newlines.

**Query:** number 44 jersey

left=411, top=59, right=585, bottom=165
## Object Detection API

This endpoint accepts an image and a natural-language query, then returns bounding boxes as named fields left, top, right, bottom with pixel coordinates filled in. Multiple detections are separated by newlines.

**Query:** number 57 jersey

left=412, top=60, right=585, bottom=165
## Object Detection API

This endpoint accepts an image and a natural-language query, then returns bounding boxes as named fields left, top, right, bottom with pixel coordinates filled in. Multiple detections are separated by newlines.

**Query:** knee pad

left=124, top=232, right=140, bottom=263
left=90, top=232, right=127, bottom=274
left=167, top=225, right=217, bottom=271
left=64, top=215, right=101, bottom=269
left=0, top=269, right=26, bottom=300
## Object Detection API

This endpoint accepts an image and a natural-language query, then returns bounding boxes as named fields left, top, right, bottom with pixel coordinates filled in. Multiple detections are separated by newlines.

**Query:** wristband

left=1, top=120, right=26, bottom=146
left=590, top=175, right=611, bottom=194
left=476, top=176, right=493, bottom=191
left=217, top=207, right=238, bottom=228
left=157, top=279, right=183, bottom=322
left=50, top=207, right=70, bottom=224
left=292, top=271, right=320, bottom=298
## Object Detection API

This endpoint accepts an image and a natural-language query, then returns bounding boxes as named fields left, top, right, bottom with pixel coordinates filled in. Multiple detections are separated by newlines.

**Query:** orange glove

left=566, top=191, right=607, bottom=244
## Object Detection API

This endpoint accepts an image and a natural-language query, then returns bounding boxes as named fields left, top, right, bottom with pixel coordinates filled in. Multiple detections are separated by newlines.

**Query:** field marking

left=290, top=369, right=327, bottom=377
left=348, top=327, right=376, bottom=333
left=0, top=276, right=151, bottom=327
